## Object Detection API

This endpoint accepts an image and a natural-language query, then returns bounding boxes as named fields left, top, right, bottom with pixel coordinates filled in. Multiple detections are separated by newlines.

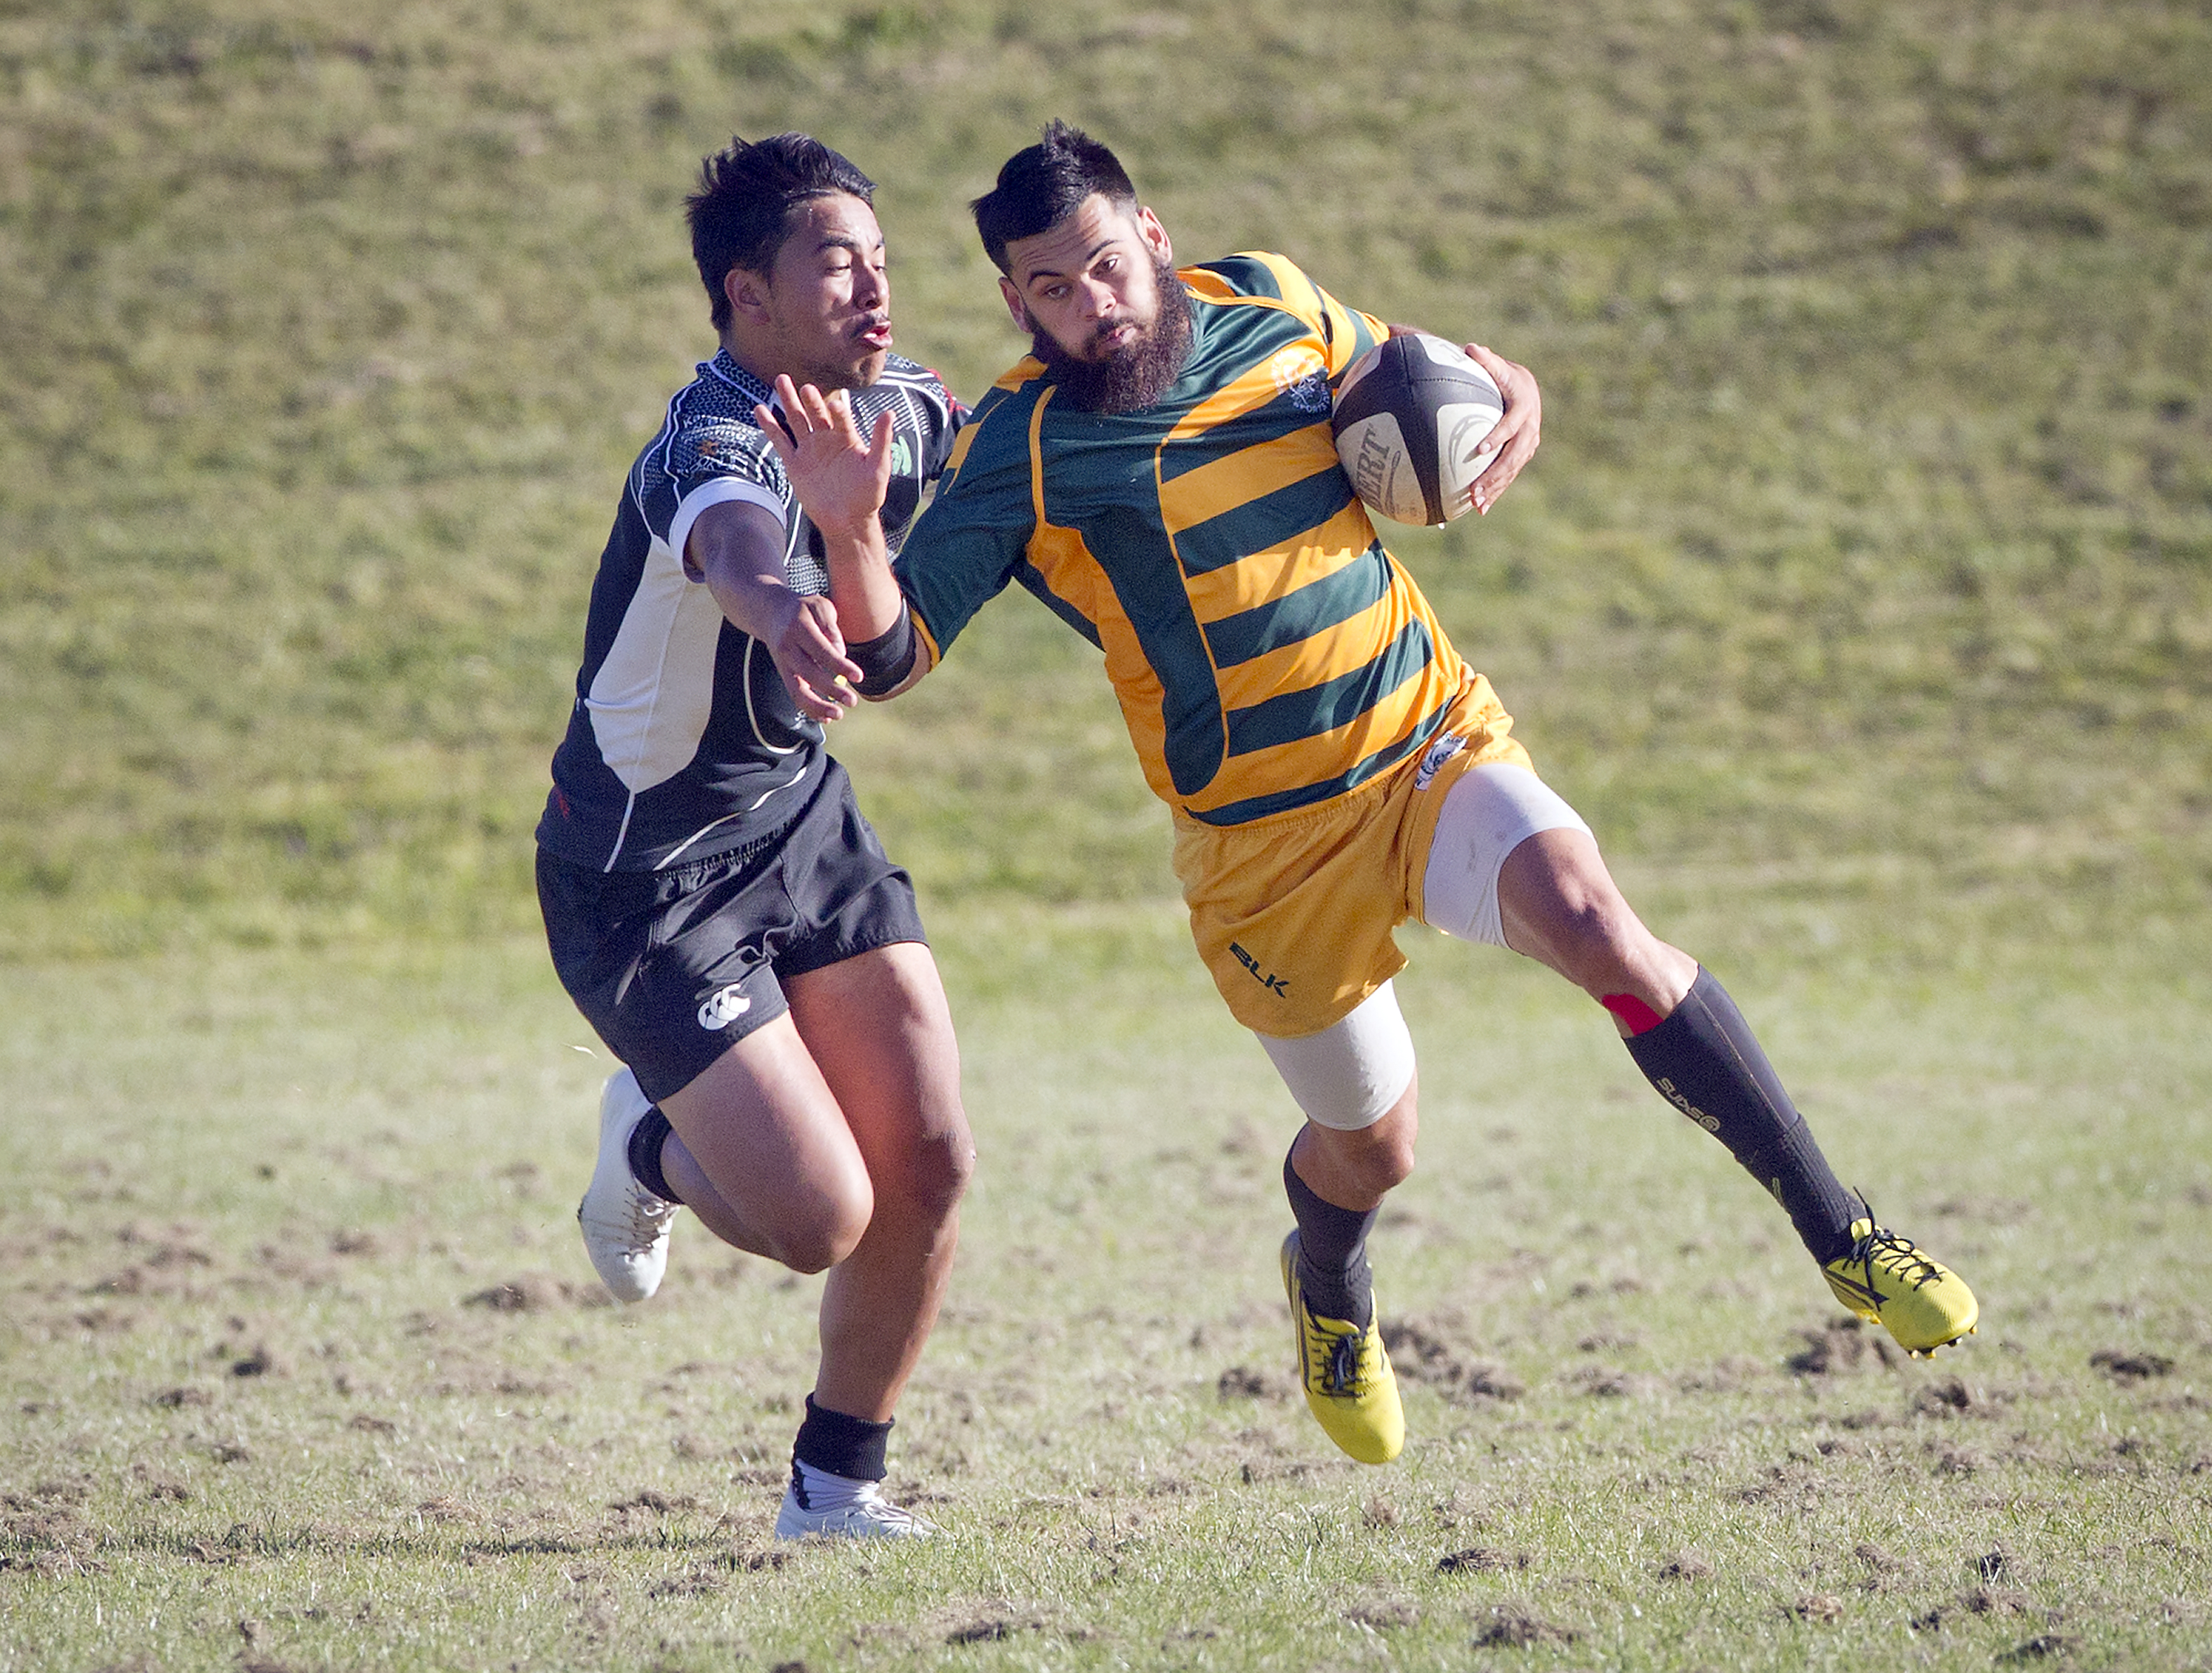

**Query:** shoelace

left=1304, top=1314, right=1376, bottom=1396
left=791, top=1475, right=935, bottom=1534
left=1324, top=1330, right=1364, bottom=1395
left=615, top=1182, right=678, bottom=1250
left=848, top=1487, right=930, bottom=1530
left=1853, top=1226, right=1941, bottom=1291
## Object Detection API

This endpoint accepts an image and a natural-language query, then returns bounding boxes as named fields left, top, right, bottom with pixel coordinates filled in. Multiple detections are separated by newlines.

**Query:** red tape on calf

left=1601, top=992, right=1665, bottom=1036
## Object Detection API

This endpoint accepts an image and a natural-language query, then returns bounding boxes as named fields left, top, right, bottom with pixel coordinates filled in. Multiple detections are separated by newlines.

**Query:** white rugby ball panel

left=1330, top=334, right=1504, bottom=525
left=1336, top=411, right=1428, bottom=526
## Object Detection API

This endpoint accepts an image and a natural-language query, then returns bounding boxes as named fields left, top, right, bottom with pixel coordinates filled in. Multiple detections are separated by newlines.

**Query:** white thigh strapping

left=1420, top=762, right=1592, bottom=948
left=1256, top=980, right=1416, bottom=1132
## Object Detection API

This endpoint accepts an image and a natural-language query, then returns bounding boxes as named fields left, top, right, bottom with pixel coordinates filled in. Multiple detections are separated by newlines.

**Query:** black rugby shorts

left=536, top=760, right=927, bottom=1104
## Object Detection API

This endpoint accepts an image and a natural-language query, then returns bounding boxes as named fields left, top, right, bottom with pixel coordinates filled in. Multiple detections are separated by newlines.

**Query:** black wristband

left=848, top=607, right=917, bottom=696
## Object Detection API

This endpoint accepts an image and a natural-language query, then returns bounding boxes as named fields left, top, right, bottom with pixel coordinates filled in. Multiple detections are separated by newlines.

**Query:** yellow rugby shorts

left=1171, top=674, right=1532, bottom=1038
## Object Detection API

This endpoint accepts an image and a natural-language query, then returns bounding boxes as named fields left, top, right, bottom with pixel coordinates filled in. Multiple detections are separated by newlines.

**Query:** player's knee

left=1314, top=1106, right=1418, bottom=1198
left=1350, top=1125, right=1418, bottom=1196
left=774, top=1222, right=863, bottom=1276
left=767, top=1181, right=876, bottom=1274
left=1544, top=893, right=1647, bottom=991
left=902, top=1121, right=975, bottom=1223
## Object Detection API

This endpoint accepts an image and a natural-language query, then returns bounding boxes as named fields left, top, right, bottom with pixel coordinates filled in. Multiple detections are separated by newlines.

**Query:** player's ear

left=725, top=266, right=772, bottom=324
left=998, top=275, right=1028, bottom=332
left=1135, top=206, right=1172, bottom=267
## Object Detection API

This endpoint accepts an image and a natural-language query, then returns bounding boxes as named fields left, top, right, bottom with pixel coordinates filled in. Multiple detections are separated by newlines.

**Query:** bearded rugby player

left=765, top=121, right=1976, bottom=1468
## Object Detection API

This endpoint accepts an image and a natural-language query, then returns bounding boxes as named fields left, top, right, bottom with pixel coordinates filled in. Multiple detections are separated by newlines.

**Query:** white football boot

left=576, top=1068, right=679, bottom=1303
left=774, top=1462, right=940, bottom=1540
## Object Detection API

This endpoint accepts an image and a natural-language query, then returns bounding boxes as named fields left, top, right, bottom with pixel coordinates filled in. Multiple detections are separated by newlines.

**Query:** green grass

left=1, top=0, right=2206, bottom=962
left=3, top=927, right=2208, bottom=1669
left=5, top=0, right=2211, bottom=1666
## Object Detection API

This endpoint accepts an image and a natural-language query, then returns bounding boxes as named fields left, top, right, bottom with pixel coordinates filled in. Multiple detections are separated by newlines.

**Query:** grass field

left=4, top=925, right=2208, bottom=1669
left=4, top=0, right=2210, bottom=1667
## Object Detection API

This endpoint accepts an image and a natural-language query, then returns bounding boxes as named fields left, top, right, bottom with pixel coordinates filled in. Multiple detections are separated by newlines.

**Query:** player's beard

left=1031, top=257, right=1193, bottom=414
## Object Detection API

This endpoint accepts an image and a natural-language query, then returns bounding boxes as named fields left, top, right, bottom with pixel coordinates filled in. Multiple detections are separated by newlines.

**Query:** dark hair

left=970, top=119, right=1138, bottom=273
left=687, top=133, right=875, bottom=333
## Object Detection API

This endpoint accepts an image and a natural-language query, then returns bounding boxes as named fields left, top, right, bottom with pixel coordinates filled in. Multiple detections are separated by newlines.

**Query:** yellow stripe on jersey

left=1157, top=416, right=1334, bottom=533
left=894, top=251, right=1468, bottom=826
left=1224, top=585, right=1451, bottom=776
left=1180, top=500, right=1376, bottom=623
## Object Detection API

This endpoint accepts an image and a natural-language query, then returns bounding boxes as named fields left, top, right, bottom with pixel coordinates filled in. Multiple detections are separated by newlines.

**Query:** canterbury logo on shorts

left=697, top=985, right=753, bottom=1031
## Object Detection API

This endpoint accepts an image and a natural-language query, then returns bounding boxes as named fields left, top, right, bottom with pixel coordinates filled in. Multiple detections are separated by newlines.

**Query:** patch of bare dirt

left=1787, top=1316, right=1900, bottom=1375
left=0, top=1481, right=100, bottom=1577
left=1563, top=1363, right=1652, bottom=1398
left=229, top=1344, right=282, bottom=1378
left=1345, top=1594, right=1420, bottom=1629
left=1438, top=1546, right=1529, bottom=1575
left=928, top=1597, right=1053, bottom=1644
left=1575, top=1329, right=1641, bottom=1353
left=646, top=1563, right=728, bottom=1599
left=1675, top=1356, right=1767, bottom=1393
left=1911, top=1376, right=1973, bottom=1416
left=1852, top=1542, right=1913, bottom=1592
left=2090, top=1349, right=2174, bottom=1383
left=1215, top=1365, right=1288, bottom=1401
left=1912, top=1582, right=2035, bottom=1632
left=606, top=1491, right=700, bottom=1518
left=1734, top=1461, right=1819, bottom=1507
left=1383, top=1318, right=1524, bottom=1401
left=1470, top=1605, right=1576, bottom=1648
left=463, top=1273, right=600, bottom=1311
left=1996, top=1632, right=2079, bottom=1662
left=944, top=1614, right=1044, bottom=1644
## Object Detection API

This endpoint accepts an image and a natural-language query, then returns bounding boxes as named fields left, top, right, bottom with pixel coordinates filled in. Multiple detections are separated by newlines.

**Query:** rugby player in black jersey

left=766, top=122, right=1977, bottom=1470
left=536, top=134, right=970, bottom=1538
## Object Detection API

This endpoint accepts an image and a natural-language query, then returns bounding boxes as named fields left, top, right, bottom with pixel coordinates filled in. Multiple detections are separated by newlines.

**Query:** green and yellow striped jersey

left=895, top=251, right=1475, bottom=828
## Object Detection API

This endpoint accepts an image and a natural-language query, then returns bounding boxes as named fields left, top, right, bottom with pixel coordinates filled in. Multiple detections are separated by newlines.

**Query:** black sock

left=1283, top=1151, right=1379, bottom=1329
left=626, top=1106, right=678, bottom=1203
left=792, top=1393, right=893, bottom=1482
left=1623, top=968, right=1859, bottom=1264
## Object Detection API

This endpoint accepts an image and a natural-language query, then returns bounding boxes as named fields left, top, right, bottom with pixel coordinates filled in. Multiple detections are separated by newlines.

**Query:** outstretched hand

left=755, top=374, right=893, bottom=536
left=757, top=587, right=863, bottom=725
left=1461, top=343, right=1541, bottom=515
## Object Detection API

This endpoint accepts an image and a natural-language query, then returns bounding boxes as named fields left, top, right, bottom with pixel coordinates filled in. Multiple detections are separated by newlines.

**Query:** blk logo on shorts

left=697, top=985, right=753, bottom=1032
left=1230, top=941, right=1290, bottom=997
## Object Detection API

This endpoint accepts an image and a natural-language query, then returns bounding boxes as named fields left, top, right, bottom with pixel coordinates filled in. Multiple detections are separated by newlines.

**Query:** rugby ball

left=1332, top=334, right=1504, bottom=527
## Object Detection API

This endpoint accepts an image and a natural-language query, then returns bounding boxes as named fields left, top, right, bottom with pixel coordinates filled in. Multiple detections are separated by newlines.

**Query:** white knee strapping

left=1420, top=762, right=1592, bottom=948
left=1257, top=981, right=1417, bottom=1132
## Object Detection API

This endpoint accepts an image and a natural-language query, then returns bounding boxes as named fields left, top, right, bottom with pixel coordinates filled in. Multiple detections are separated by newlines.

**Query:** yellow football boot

left=1822, top=1215, right=1980, bottom=1355
left=1281, top=1232, right=1404, bottom=1464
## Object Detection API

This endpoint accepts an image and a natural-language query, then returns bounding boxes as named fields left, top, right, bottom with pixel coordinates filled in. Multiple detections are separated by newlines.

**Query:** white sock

left=790, top=1457, right=881, bottom=1513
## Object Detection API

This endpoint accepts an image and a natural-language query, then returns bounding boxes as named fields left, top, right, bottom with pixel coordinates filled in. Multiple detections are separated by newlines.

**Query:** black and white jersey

left=537, top=350, right=963, bottom=873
